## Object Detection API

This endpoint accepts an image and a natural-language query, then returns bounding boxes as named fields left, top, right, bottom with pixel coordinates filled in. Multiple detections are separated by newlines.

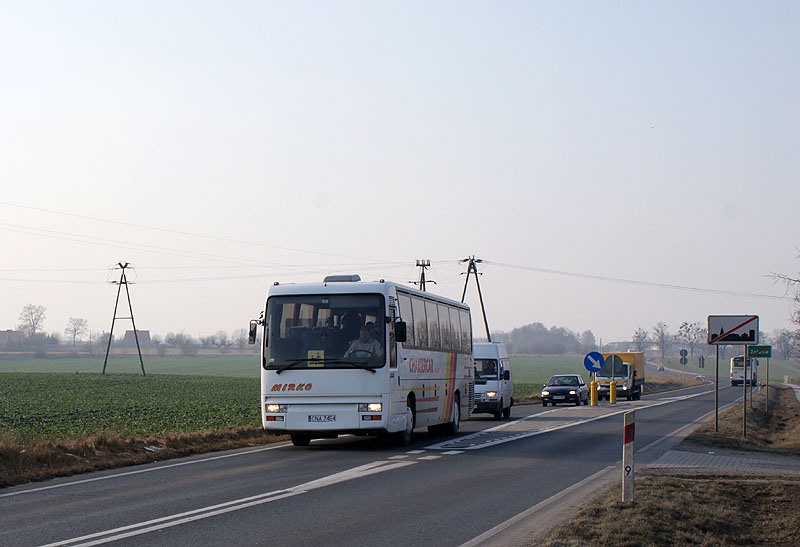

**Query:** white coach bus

left=248, top=275, right=474, bottom=447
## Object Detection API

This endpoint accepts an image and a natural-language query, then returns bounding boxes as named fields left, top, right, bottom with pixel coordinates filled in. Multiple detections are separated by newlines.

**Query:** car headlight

left=358, top=403, right=382, bottom=412
left=622, top=386, right=628, bottom=390
left=569, top=390, right=576, bottom=395
left=486, top=391, right=497, bottom=398
left=265, top=404, right=287, bottom=413
left=541, top=390, right=550, bottom=396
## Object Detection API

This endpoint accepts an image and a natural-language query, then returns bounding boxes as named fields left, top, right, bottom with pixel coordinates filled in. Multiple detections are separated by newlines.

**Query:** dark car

left=541, top=374, right=589, bottom=406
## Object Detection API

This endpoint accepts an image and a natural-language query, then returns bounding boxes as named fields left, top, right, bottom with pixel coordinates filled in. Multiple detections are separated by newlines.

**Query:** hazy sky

left=1, top=1, right=798, bottom=344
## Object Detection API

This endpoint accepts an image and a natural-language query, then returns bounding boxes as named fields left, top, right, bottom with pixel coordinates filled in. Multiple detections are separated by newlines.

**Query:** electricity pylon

left=460, top=256, right=491, bottom=342
left=102, top=262, right=146, bottom=376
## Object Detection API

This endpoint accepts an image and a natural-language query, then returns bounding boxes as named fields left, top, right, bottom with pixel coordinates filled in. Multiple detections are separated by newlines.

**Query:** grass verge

left=542, top=475, right=800, bottom=546
left=0, top=427, right=287, bottom=489
left=543, top=384, right=800, bottom=546
left=686, top=384, right=800, bottom=456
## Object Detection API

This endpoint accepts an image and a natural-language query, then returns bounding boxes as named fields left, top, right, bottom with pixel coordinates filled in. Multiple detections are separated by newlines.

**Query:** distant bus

left=249, top=275, right=474, bottom=446
left=730, top=356, right=758, bottom=386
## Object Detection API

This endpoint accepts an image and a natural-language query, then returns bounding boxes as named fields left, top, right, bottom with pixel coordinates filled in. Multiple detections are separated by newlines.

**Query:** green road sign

left=747, top=345, right=771, bottom=358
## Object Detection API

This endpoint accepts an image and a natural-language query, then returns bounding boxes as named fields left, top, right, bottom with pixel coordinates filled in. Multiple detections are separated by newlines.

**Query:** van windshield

left=475, top=359, right=499, bottom=381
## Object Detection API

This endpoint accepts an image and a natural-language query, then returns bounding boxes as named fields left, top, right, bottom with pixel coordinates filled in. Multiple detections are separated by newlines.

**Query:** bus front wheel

left=290, top=433, right=311, bottom=447
left=396, top=404, right=415, bottom=446
left=443, top=395, right=461, bottom=435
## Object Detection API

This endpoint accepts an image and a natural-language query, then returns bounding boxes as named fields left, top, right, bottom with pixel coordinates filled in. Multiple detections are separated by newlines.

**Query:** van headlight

left=358, top=403, right=382, bottom=412
left=486, top=391, right=497, bottom=399
left=265, top=404, right=287, bottom=413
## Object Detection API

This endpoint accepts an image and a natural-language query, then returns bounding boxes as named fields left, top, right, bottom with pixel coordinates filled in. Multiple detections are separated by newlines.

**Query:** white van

left=473, top=342, right=513, bottom=420
left=730, top=356, right=758, bottom=386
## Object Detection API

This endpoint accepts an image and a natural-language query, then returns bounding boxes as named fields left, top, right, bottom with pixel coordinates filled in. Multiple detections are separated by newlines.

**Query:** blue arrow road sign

left=584, top=351, right=604, bottom=373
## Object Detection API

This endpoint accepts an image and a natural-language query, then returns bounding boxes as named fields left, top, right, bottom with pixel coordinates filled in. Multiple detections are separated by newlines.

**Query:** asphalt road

left=1, top=382, right=744, bottom=547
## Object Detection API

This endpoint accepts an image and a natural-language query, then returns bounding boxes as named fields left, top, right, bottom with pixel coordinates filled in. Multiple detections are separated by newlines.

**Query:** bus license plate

left=308, top=415, right=336, bottom=423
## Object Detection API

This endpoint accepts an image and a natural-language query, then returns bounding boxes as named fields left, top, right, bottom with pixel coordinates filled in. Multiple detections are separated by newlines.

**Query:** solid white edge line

left=639, top=387, right=744, bottom=453
left=460, top=385, right=750, bottom=546
left=459, top=465, right=616, bottom=547
left=2, top=442, right=290, bottom=499
left=42, top=460, right=417, bottom=547
left=426, top=387, right=717, bottom=450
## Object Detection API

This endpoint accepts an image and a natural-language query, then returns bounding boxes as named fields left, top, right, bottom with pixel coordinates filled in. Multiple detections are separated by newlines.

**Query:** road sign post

left=584, top=352, right=603, bottom=407
left=748, top=346, right=772, bottom=412
left=714, top=346, right=719, bottom=432
left=743, top=345, right=748, bottom=437
left=708, top=315, right=759, bottom=439
left=622, top=411, right=635, bottom=503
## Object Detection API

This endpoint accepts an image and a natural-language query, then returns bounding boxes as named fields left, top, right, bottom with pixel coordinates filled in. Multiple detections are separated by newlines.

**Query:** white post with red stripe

left=622, top=410, right=635, bottom=502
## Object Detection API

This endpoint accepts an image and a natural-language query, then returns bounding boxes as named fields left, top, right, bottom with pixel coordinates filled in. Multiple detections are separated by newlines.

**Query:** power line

left=0, top=223, right=296, bottom=267
left=0, top=200, right=384, bottom=263
left=488, top=261, right=794, bottom=301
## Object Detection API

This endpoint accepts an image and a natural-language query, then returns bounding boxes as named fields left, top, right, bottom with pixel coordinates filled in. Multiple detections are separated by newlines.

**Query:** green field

left=0, top=372, right=260, bottom=441
left=2, top=354, right=798, bottom=442
left=0, top=356, right=260, bottom=377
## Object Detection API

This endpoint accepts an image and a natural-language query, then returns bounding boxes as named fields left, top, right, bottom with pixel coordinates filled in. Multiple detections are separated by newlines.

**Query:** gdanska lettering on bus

left=409, top=357, right=438, bottom=374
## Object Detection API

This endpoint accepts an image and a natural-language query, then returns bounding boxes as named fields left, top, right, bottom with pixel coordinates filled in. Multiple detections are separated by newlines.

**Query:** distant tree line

left=492, top=323, right=596, bottom=355
left=3, top=303, right=256, bottom=357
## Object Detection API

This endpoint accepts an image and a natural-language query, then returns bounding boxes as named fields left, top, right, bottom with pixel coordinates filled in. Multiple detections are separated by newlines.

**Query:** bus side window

left=438, top=303, right=452, bottom=350
left=459, top=309, right=471, bottom=353
left=396, top=293, right=415, bottom=346
left=426, top=300, right=440, bottom=349
left=411, top=296, right=428, bottom=347
left=449, top=306, right=462, bottom=352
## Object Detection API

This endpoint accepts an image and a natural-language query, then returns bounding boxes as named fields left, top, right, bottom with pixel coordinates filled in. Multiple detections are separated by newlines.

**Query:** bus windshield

left=264, top=293, right=386, bottom=370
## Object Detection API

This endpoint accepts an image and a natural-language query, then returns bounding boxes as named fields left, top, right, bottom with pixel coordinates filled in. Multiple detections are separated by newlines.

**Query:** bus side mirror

left=503, top=370, right=510, bottom=381
left=248, top=320, right=258, bottom=344
left=395, top=321, right=407, bottom=343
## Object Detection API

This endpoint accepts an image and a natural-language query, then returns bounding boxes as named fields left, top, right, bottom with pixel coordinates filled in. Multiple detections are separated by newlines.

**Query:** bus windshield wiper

left=274, top=358, right=378, bottom=374
left=332, top=360, right=378, bottom=373
left=274, top=358, right=328, bottom=374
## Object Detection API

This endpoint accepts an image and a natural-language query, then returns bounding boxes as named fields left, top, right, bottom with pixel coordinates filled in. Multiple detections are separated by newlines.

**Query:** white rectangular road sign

left=707, top=315, right=759, bottom=345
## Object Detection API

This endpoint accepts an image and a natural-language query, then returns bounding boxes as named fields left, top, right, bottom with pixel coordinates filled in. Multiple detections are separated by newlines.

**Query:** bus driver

left=344, top=325, right=382, bottom=359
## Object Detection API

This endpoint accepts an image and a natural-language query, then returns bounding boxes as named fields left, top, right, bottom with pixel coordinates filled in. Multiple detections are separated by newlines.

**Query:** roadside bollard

left=622, top=410, right=635, bottom=502
left=609, top=381, right=617, bottom=405
left=590, top=381, right=598, bottom=406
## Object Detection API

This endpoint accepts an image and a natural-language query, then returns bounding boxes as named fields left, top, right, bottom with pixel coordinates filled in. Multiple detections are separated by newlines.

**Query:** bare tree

left=579, top=330, right=596, bottom=353
left=232, top=328, right=248, bottom=349
left=652, top=322, right=671, bottom=359
left=18, top=304, right=47, bottom=338
left=677, top=321, right=704, bottom=357
left=632, top=328, right=649, bottom=352
left=64, top=317, right=89, bottom=346
left=775, top=329, right=799, bottom=360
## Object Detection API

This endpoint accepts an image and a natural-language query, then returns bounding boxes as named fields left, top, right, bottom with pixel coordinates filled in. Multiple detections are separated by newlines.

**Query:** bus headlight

left=358, top=403, right=382, bottom=412
left=486, top=391, right=497, bottom=399
left=265, top=404, right=287, bottom=413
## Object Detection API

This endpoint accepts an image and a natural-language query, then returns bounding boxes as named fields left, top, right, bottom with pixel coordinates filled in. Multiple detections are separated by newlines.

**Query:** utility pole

left=103, top=262, right=146, bottom=376
left=412, top=259, right=435, bottom=292
left=460, top=256, right=491, bottom=342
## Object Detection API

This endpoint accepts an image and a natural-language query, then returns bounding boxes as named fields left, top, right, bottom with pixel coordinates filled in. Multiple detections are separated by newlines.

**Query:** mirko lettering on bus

left=271, top=383, right=313, bottom=392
